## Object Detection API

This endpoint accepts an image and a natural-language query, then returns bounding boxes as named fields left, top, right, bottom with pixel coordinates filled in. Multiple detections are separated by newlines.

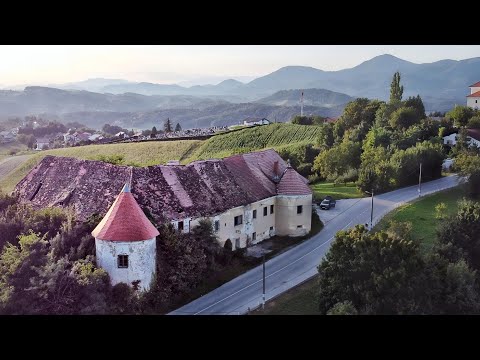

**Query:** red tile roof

left=467, top=90, right=480, bottom=98
left=277, top=167, right=312, bottom=195
left=469, top=81, right=480, bottom=88
left=92, top=184, right=159, bottom=241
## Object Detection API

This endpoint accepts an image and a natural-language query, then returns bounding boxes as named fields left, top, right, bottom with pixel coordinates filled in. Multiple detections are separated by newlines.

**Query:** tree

left=404, top=95, right=426, bottom=119
left=389, top=71, right=404, bottom=104
left=316, top=123, right=335, bottom=149
left=164, top=118, right=173, bottom=133
left=313, top=139, right=361, bottom=181
left=389, top=106, right=420, bottom=130
left=446, top=106, right=474, bottom=128
left=317, top=225, right=424, bottom=314
left=151, top=126, right=158, bottom=136
left=339, top=98, right=382, bottom=130
left=326, top=301, right=358, bottom=315
left=175, top=123, right=182, bottom=132
left=454, top=153, right=480, bottom=198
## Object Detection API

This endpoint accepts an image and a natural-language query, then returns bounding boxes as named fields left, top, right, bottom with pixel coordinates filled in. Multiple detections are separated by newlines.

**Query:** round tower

left=275, top=165, right=313, bottom=237
left=92, top=183, right=159, bottom=291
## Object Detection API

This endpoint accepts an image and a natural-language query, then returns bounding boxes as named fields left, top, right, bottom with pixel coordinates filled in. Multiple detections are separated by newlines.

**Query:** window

left=252, top=232, right=256, bottom=241
left=253, top=209, right=257, bottom=219
left=297, top=225, right=303, bottom=228
left=263, top=207, right=268, bottom=216
left=235, top=238, right=240, bottom=249
left=234, top=215, right=243, bottom=226
left=178, top=221, right=184, bottom=231
left=214, top=220, right=220, bottom=232
left=117, top=255, right=128, bottom=268
left=476, top=100, right=478, bottom=103
left=270, top=205, right=274, bottom=214
left=270, top=226, right=273, bottom=231
left=297, top=205, right=303, bottom=214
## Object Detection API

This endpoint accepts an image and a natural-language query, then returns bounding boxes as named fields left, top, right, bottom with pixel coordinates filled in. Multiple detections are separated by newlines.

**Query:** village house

left=35, top=137, right=50, bottom=150
left=443, top=128, right=480, bottom=148
left=467, top=81, right=480, bottom=110
left=243, top=117, right=271, bottom=127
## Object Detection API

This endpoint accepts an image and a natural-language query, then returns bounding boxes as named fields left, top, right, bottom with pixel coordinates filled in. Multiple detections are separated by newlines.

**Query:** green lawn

left=310, top=181, right=363, bottom=201
left=372, top=186, right=466, bottom=252
left=252, top=276, right=320, bottom=315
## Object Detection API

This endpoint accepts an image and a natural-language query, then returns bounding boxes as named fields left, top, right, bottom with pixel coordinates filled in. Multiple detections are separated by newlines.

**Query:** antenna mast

left=300, top=90, right=304, bottom=117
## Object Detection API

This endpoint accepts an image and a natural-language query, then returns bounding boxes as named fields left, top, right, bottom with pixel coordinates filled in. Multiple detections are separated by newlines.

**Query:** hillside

left=0, top=140, right=202, bottom=193
left=187, top=123, right=323, bottom=161
left=60, top=103, right=344, bottom=130
left=256, top=88, right=354, bottom=107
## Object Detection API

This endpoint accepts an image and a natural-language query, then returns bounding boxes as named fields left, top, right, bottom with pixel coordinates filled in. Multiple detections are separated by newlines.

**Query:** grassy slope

left=311, top=182, right=363, bottom=200
left=0, top=140, right=202, bottom=193
left=186, top=123, right=323, bottom=162
left=372, top=186, right=466, bottom=252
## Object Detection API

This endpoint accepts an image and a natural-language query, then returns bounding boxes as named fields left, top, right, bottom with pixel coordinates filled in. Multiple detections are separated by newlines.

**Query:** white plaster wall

left=275, top=195, right=312, bottom=237
left=95, top=238, right=156, bottom=291
left=467, top=97, right=479, bottom=110
left=189, top=196, right=277, bottom=250
left=470, top=87, right=480, bottom=94
left=171, top=217, right=192, bottom=233
left=443, top=133, right=457, bottom=146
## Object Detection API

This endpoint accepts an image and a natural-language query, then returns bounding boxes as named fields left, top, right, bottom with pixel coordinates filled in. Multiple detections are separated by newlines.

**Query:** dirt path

left=0, top=155, right=32, bottom=182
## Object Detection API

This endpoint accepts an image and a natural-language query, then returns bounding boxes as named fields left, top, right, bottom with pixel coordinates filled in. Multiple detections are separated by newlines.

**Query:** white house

left=467, top=81, right=480, bottom=110
left=35, top=138, right=50, bottom=151
left=443, top=129, right=480, bottom=148
left=243, top=117, right=271, bottom=127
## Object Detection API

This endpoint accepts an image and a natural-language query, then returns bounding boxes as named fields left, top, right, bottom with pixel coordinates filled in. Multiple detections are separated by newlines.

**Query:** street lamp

left=365, top=189, right=374, bottom=231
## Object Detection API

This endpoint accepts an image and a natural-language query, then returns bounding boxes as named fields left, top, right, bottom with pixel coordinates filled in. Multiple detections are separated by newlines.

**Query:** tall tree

left=404, top=95, right=426, bottom=119
left=389, top=71, right=404, bottom=104
left=151, top=126, right=158, bottom=136
left=175, top=123, right=182, bottom=132
left=164, top=118, right=173, bottom=133
left=446, top=106, right=474, bottom=128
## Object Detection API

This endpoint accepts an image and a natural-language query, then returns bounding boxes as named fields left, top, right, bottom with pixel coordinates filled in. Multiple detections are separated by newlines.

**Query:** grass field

left=372, top=185, right=466, bottom=251
left=0, top=140, right=202, bottom=193
left=252, top=276, right=320, bottom=315
left=0, top=141, right=28, bottom=156
left=311, top=181, right=363, bottom=200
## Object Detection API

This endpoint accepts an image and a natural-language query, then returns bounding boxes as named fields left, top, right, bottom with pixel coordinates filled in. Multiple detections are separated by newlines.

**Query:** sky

left=1, top=45, right=480, bottom=87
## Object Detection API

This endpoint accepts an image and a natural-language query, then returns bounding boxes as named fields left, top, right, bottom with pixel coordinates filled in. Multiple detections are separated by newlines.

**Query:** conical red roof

left=277, top=167, right=312, bottom=195
left=92, top=184, right=160, bottom=241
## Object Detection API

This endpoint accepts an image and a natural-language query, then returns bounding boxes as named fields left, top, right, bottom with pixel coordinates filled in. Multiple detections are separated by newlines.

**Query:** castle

left=14, top=149, right=312, bottom=290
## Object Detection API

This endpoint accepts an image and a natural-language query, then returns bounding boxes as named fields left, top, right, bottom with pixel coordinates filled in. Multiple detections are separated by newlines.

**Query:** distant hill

left=0, top=87, right=229, bottom=116
left=256, top=88, right=354, bottom=107
left=60, top=102, right=345, bottom=130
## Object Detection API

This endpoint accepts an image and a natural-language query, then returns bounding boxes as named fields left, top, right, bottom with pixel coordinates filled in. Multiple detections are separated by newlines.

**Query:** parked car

left=320, top=196, right=336, bottom=210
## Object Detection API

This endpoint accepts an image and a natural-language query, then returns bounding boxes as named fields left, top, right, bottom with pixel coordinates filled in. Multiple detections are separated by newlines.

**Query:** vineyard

left=186, top=123, right=323, bottom=161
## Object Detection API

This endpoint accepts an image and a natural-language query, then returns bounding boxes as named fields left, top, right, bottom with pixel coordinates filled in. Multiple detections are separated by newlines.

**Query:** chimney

left=272, top=161, right=280, bottom=182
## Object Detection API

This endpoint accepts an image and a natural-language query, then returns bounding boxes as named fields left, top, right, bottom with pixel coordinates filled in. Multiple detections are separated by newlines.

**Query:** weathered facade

left=15, top=149, right=313, bottom=250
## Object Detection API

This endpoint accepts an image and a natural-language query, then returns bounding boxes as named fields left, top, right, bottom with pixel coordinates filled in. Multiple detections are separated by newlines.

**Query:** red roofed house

left=92, top=183, right=159, bottom=290
left=467, top=81, right=480, bottom=110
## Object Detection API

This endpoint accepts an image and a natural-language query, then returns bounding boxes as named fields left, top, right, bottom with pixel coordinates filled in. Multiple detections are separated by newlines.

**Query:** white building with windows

left=467, top=81, right=480, bottom=110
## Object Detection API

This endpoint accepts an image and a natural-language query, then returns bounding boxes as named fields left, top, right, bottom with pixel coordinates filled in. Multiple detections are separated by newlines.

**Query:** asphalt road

left=169, top=175, right=460, bottom=315
left=0, top=155, right=31, bottom=182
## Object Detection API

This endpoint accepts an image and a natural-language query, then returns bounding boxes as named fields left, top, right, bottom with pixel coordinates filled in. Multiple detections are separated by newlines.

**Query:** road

left=0, top=155, right=31, bottom=182
left=169, top=175, right=460, bottom=315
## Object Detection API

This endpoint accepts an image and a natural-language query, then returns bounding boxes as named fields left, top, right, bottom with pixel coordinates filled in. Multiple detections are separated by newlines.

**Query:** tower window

left=252, top=232, right=256, bottom=241
left=270, top=205, right=274, bottom=214
left=297, top=205, right=303, bottom=214
left=178, top=221, right=184, bottom=231
left=214, top=220, right=220, bottom=232
left=253, top=209, right=257, bottom=219
left=263, top=207, right=268, bottom=216
left=118, top=255, right=128, bottom=268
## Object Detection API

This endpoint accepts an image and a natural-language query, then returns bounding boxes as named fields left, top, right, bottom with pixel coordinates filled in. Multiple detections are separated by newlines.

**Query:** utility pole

left=262, top=254, right=266, bottom=310
left=418, top=162, right=422, bottom=197
left=370, top=188, right=374, bottom=231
